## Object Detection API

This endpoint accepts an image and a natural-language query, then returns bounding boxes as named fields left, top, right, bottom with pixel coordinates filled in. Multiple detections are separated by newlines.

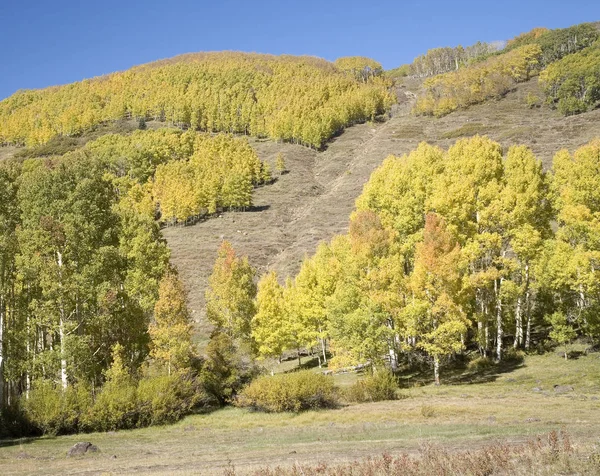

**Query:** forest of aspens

left=1, top=21, right=600, bottom=446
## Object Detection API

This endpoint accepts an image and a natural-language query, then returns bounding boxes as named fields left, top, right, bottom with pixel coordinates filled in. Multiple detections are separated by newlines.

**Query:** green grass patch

left=440, top=122, right=489, bottom=139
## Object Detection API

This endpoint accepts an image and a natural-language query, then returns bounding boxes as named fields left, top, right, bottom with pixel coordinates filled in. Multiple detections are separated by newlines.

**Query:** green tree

left=252, top=271, right=288, bottom=361
left=205, top=241, right=256, bottom=341
left=407, top=213, right=468, bottom=385
left=275, top=152, right=287, bottom=175
left=149, top=271, right=194, bottom=375
left=546, top=312, right=577, bottom=360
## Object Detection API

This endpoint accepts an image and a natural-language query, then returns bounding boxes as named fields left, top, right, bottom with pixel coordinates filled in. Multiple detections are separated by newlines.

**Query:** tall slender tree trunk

left=319, top=327, right=327, bottom=365
left=477, top=293, right=489, bottom=357
left=57, top=251, right=68, bottom=390
left=26, top=312, right=31, bottom=399
left=514, top=296, right=522, bottom=349
left=495, top=278, right=503, bottom=362
left=433, top=357, right=440, bottom=386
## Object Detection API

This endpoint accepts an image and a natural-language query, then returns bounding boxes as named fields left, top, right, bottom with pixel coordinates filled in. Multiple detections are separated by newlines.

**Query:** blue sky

left=1, top=0, right=598, bottom=100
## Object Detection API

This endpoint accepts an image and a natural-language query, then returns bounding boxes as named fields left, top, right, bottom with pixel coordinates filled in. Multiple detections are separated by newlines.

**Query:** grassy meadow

left=1, top=348, right=599, bottom=475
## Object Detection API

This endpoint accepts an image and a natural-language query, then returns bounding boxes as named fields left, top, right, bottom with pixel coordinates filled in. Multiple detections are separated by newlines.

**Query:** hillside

left=164, top=76, right=600, bottom=342
left=2, top=16, right=600, bottom=454
left=0, top=52, right=392, bottom=149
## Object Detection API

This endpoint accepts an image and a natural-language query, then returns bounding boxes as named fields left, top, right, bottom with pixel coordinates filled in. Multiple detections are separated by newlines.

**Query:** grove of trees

left=0, top=126, right=275, bottom=425
left=413, top=44, right=542, bottom=116
left=0, top=53, right=393, bottom=149
left=412, top=22, right=600, bottom=117
left=250, top=137, right=600, bottom=384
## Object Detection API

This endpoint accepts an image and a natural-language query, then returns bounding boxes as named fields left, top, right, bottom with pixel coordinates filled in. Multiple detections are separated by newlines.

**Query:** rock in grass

left=553, top=385, right=574, bottom=394
left=67, top=442, right=99, bottom=457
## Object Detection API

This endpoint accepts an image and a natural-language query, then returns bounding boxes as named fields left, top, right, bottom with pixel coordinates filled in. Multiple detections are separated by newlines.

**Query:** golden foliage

left=0, top=52, right=393, bottom=149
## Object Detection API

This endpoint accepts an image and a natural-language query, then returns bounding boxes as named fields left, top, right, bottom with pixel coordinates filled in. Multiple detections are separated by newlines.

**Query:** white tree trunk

left=433, top=357, right=440, bottom=386
left=495, top=278, right=503, bottom=362
left=319, top=327, right=327, bottom=365
left=57, top=251, right=68, bottom=390
left=514, top=296, right=522, bottom=349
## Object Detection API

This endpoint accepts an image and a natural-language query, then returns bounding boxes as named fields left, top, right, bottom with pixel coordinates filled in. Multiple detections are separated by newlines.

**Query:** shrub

left=81, top=343, right=138, bottom=432
left=137, top=373, right=200, bottom=426
left=525, top=92, right=541, bottom=108
left=200, top=332, right=260, bottom=406
left=81, top=380, right=138, bottom=432
left=235, top=370, right=338, bottom=412
left=0, top=404, right=32, bottom=438
left=344, top=371, right=399, bottom=403
left=503, top=348, right=526, bottom=363
left=21, top=380, right=64, bottom=435
left=557, top=97, right=588, bottom=116
left=467, top=356, right=496, bottom=371
left=62, top=382, right=93, bottom=432
left=19, top=380, right=93, bottom=435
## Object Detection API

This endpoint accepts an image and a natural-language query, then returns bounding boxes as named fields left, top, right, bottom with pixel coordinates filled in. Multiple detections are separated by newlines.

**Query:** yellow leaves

left=552, top=140, right=600, bottom=247
left=0, top=52, right=391, bottom=148
left=414, top=45, right=542, bottom=116
left=252, top=271, right=287, bottom=358
left=205, top=241, right=256, bottom=340
left=152, top=132, right=263, bottom=222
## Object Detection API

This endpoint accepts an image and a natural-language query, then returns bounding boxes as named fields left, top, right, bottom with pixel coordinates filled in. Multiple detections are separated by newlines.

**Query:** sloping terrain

left=163, top=78, right=600, bottom=341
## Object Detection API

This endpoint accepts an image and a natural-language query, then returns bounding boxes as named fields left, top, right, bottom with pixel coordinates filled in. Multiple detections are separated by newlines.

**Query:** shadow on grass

left=396, top=356, right=525, bottom=388
left=0, top=436, right=43, bottom=448
left=280, top=354, right=332, bottom=373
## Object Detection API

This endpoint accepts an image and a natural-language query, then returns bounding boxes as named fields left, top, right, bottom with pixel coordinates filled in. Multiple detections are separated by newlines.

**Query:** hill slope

left=163, top=77, right=600, bottom=340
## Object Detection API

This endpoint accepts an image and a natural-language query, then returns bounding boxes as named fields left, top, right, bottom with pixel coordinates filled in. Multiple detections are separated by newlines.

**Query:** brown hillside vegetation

left=163, top=77, right=600, bottom=342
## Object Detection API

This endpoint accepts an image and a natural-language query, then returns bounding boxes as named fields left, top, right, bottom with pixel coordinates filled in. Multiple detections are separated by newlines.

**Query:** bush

left=525, top=92, right=541, bottom=108
left=14, top=135, right=80, bottom=158
left=467, top=356, right=496, bottom=371
left=137, top=373, right=200, bottom=426
left=235, top=370, right=338, bottom=412
left=344, top=371, right=399, bottom=403
left=81, top=380, right=138, bottom=432
left=557, top=97, right=588, bottom=116
left=503, top=348, right=526, bottom=364
left=21, top=380, right=64, bottom=435
left=200, top=332, right=260, bottom=406
left=20, top=380, right=92, bottom=435
left=0, top=404, right=32, bottom=438
left=18, top=372, right=202, bottom=435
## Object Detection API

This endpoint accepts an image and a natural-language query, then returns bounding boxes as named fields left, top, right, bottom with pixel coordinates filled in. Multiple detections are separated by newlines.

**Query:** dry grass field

left=1, top=350, right=599, bottom=475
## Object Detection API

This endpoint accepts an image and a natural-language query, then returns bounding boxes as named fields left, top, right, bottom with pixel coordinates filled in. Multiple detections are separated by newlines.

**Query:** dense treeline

left=0, top=129, right=272, bottom=434
left=334, top=57, right=383, bottom=82
left=251, top=137, right=600, bottom=384
left=539, top=41, right=600, bottom=115
left=413, top=22, right=600, bottom=117
left=505, top=23, right=598, bottom=66
left=83, top=129, right=268, bottom=222
left=0, top=52, right=393, bottom=149
left=409, top=41, right=503, bottom=78
left=0, top=153, right=170, bottom=408
left=414, top=45, right=542, bottom=117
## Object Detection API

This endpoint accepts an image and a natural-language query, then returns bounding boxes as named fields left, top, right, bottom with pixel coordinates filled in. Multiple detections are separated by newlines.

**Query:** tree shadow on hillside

left=246, top=204, right=270, bottom=212
left=396, top=355, right=525, bottom=388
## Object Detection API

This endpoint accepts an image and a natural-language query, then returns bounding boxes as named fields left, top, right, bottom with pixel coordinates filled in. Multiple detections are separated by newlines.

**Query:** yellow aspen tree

left=149, top=270, right=194, bottom=375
